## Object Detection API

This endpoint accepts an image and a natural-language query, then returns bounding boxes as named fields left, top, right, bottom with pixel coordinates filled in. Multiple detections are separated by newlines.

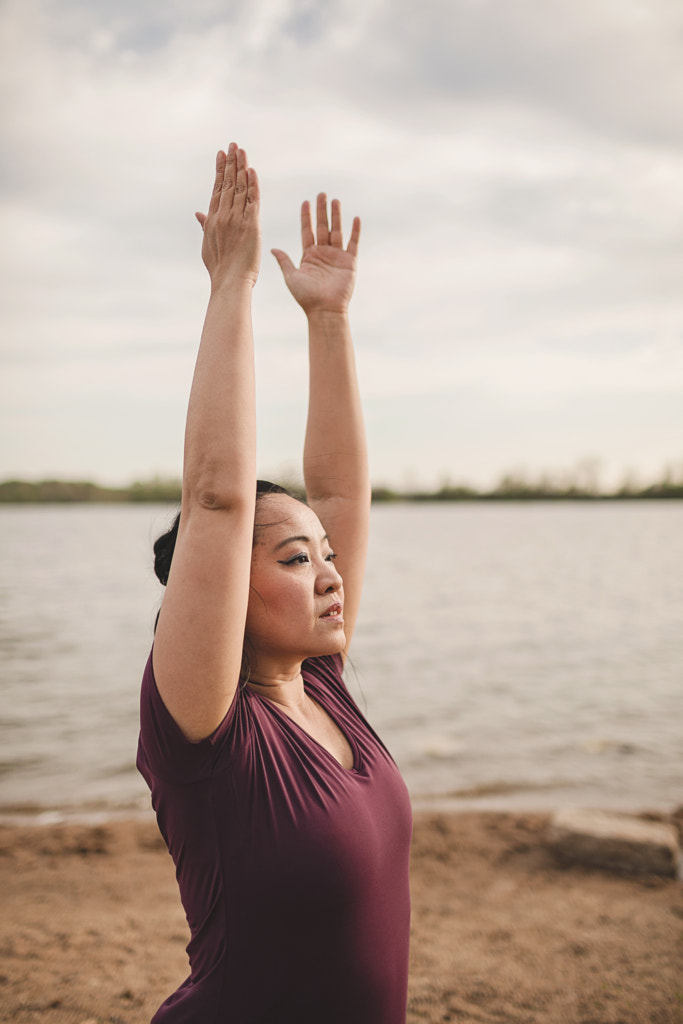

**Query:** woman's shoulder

left=138, top=648, right=253, bottom=784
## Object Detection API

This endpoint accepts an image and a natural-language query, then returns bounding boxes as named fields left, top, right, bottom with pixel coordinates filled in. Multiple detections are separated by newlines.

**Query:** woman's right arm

left=152, top=144, right=260, bottom=742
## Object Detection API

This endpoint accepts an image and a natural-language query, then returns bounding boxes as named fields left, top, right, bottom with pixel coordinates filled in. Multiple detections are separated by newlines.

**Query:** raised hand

left=195, top=143, right=261, bottom=288
left=271, top=194, right=360, bottom=316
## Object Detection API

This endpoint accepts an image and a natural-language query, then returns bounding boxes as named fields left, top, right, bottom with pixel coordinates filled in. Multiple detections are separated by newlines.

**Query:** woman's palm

left=272, top=195, right=360, bottom=316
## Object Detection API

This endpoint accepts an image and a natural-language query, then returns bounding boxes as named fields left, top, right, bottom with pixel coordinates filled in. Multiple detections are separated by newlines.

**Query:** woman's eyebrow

left=273, top=533, right=329, bottom=551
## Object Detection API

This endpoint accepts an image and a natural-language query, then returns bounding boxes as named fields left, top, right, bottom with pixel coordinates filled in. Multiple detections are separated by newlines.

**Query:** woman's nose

left=317, top=561, right=342, bottom=593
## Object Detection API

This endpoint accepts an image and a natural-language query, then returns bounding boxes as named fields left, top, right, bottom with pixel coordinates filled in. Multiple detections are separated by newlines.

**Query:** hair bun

left=153, top=512, right=180, bottom=585
left=152, top=484, right=292, bottom=587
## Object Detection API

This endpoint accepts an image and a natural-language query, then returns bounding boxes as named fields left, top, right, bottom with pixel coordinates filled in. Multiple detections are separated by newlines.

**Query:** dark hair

left=152, top=480, right=294, bottom=587
left=152, top=481, right=300, bottom=679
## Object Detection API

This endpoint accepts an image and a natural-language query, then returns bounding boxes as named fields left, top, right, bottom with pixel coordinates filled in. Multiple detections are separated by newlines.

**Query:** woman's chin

left=318, top=627, right=346, bottom=655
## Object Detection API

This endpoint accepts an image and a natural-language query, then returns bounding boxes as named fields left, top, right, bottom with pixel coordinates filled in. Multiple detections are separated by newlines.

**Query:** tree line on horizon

left=1, top=468, right=683, bottom=504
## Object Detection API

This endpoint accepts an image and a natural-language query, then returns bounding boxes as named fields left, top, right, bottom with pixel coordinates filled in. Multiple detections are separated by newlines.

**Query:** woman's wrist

left=306, top=307, right=350, bottom=327
left=209, top=271, right=258, bottom=300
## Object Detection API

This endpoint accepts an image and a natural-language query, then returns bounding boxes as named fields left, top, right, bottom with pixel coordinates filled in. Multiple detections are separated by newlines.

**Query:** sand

left=1, top=810, right=681, bottom=1024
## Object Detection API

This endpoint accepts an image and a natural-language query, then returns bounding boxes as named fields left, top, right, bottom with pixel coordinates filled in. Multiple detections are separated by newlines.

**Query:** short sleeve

left=136, top=649, right=246, bottom=786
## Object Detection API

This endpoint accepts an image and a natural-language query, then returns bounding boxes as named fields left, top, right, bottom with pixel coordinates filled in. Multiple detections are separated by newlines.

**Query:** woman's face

left=245, top=494, right=345, bottom=668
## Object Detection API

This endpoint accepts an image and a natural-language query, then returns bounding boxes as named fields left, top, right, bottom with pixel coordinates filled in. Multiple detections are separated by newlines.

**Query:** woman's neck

left=246, top=662, right=307, bottom=712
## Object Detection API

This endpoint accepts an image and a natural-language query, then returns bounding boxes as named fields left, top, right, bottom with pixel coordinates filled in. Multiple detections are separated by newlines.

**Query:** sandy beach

left=1, top=809, right=682, bottom=1023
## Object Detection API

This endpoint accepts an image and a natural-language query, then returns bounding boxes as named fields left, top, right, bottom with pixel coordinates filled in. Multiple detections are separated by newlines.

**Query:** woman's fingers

left=232, top=146, right=249, bottom=213
left=302, top=194, right=357, bottom=252
left=203, top=142, right=238, bottom=226
left=208, top=149, right=227, bottom=218
left=329, top=199, right=343, bottom=248
left=301, top=201, right=315, bottom=250
left=245, top=166, right=260, bottom=210
left=347, top=216, right=361, bottom=257
left=316, top=193, right=330, bottom=246
left=271, top=247, right=296, bottom=278
left=203, top=144, right=257, bottom=226
left=219, top=143, right=237, bottom=209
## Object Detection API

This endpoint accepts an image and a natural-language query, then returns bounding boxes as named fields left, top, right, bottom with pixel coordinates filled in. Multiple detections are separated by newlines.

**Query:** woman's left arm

left=272, top=194, right=370, bottom=656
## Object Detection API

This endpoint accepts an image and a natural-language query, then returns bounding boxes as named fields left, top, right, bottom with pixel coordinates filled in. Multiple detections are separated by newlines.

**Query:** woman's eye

left=326, top=552, right=338, bottom=562
left=278, top=553, right=309, bottom=565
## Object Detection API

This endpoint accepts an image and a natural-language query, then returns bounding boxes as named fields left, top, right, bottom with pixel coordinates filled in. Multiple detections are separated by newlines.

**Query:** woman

left=137, top=143, right=412, bottom=1023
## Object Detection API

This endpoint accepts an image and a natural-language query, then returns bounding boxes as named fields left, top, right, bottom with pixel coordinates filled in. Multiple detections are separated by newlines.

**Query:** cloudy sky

left=2, top=0, right=683, bottom=491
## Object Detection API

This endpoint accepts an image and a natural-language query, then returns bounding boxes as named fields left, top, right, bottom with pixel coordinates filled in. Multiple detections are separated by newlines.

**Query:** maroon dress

left=137, top=651, right=412, bottom=1024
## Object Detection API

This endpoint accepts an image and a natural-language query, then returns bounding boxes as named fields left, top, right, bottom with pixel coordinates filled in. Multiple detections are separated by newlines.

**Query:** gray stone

left=549, top=808, right=681, bottom=877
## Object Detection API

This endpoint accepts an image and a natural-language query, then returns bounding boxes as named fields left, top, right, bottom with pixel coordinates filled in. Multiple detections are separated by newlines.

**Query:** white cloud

left=1, top=0, right=682, bottom=486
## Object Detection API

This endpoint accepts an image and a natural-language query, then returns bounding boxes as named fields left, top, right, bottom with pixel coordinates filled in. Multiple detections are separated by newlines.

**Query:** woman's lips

left=320, top=602, right=343, bottom=620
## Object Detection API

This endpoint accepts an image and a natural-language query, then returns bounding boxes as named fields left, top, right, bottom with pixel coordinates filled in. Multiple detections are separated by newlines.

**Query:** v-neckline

left=258, top=682, right=361, bottom=773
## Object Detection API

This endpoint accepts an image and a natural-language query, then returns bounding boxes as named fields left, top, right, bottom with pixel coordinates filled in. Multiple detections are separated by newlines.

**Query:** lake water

left=0, top=502, right=681, bottom=821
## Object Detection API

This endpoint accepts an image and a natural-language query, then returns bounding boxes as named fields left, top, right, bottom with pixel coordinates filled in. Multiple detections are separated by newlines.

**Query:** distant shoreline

left=1, top=476, right=683, bottom=503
